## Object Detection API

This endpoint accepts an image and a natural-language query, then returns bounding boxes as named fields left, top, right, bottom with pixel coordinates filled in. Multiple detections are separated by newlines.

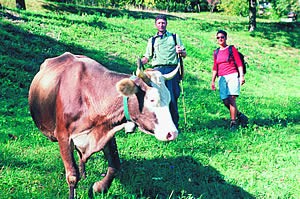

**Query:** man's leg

left=155, top=67, right=181, bottom=129
left=165, top=77, right=180, bottom=129
left=223, top=96, right=238, bottom=130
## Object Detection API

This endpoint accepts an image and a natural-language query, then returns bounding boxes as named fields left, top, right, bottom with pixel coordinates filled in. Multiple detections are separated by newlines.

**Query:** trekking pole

left=178, top=56, right=187, bottom=126
left=180, top=78, right=187, bottom=125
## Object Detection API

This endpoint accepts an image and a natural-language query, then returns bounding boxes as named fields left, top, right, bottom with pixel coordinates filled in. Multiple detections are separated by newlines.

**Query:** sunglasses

left=216, top=36, right=225, bottom=39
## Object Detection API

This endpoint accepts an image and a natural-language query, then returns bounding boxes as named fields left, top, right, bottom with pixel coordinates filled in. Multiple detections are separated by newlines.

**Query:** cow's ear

left=116, top=78, right=138, bottom=96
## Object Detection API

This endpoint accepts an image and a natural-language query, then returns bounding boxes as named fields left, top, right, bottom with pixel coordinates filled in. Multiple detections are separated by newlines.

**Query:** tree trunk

left=16, top=0, right=26, bottom=10
left=248, top=0, right=256, bottom=31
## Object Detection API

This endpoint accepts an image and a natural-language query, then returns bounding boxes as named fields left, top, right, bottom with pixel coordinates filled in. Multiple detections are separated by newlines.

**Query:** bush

left=217, top=0, right=248, bottom=16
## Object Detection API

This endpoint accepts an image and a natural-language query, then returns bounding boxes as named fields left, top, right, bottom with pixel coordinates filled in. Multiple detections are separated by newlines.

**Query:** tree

left=248, top=0, right=256, bottom=31
left=269, top=0, right=300, bottom=17
left=16, top=0, right=26, bottom=10
left=207, top=0, right=219, bottom=12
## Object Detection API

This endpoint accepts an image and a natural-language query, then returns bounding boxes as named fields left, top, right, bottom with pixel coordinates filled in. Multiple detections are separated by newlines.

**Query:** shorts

left=218, top=73, right=240, bottom=100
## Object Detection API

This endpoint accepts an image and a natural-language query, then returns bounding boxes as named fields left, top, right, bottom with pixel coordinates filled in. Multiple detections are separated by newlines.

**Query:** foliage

left=217, top=0, right=249, bottom=16
left=268, top=0, right=300, bottom=17
left=5, top=0, right=300, bottom=17
left=0, top=0, right=300, bottom=198
left=46, top=0, right=209, bottom=12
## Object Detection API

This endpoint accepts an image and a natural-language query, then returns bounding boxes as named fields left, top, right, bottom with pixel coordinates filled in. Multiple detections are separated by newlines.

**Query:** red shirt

left=213, top=45, right=243, bottom=76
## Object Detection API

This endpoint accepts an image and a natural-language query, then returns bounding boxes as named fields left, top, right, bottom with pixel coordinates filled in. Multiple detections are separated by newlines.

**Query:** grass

left=0, top=0, right=300, bottom=198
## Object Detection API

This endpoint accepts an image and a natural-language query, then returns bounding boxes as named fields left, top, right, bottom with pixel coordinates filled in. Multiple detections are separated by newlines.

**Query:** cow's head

left=116, top=59, right=179, bottom=141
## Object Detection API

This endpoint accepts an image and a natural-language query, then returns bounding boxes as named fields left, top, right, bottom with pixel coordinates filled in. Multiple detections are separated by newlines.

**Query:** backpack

left=214, top=45, right=247, bottom=77
left=152, top=33, right=177, bottom=55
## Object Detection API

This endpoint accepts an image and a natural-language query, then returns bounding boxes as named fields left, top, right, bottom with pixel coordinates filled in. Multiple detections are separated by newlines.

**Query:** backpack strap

left=214, top=47, right=220, bottom=76
left=172, top=33, right=177, bottom=46
left=151, top=36, right=157, bottom=56
left=214, top=47, right=220, bottom=58
left=228, top=45, right=233, bottom=62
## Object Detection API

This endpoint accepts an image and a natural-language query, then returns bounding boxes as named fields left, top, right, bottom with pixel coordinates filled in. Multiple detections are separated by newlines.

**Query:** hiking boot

left=238, top=112, right=249, bottom=128
left=230, top=120, right=238, bottom=131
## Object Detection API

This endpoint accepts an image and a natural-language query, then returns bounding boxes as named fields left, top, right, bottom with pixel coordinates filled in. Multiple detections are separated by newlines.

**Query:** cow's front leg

left=91, top=136, right=121, bottom=194
left=75, top=149, right=86, bottom=179
left=79, top=157, right=86, bottom=179
left=57, top=136, right=79, bottom=199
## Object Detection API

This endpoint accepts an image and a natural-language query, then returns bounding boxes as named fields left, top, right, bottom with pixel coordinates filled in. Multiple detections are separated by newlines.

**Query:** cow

left=28, top=52, right=179, bottom=199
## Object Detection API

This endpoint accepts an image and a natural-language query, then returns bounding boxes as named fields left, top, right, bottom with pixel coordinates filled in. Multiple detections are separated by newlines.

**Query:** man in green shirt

left=141, top=14, right=186, bottom=129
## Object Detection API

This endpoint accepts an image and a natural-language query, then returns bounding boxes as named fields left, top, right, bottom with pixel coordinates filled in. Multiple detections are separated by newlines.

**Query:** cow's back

left=28, top=52, right=109, bottom=141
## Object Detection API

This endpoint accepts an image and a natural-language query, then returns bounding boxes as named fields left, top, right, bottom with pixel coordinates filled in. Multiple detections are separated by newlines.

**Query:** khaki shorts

left=218, top=73, right=240, bottom=100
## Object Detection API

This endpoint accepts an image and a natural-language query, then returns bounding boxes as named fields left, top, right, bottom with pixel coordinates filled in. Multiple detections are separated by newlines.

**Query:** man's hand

left=141, top=57, right=149, bottom=65
left=175, top=45, right=183, bottom=54
left=240, top=76, right=245, bottom=85
left=211, top=82, right=216, bottom=90
left=176, top=45, right=186, bottom=58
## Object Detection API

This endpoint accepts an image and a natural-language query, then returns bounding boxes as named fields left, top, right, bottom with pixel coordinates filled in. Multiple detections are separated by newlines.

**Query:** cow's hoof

left=88, top=181, right=108, bottom=198
left=93, top=181, right=108, bottom=193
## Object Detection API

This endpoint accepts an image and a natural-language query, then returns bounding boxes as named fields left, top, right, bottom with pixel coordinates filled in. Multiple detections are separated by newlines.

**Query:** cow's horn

left=163, top=64, right=180, bottom=80
left=136, top=58, right=151, bottom=85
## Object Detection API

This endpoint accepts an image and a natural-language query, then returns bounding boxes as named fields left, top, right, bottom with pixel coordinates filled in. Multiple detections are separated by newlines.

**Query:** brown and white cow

left=28, top=52, right=179, bottom=198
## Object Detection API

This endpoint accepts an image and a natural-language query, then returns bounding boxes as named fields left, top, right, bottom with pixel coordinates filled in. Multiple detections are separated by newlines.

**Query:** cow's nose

left=166, top=132, right=177, bottom=141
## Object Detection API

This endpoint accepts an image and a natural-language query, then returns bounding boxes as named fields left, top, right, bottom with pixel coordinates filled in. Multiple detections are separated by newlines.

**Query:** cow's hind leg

left=90, top=136, right=121, bottom=196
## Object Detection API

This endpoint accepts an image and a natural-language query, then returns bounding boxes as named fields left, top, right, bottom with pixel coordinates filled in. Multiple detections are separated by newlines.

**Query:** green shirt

left=144, top=31, right=185, bottom=67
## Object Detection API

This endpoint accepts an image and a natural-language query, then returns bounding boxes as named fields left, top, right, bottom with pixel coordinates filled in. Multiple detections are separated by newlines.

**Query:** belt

left=154, top=64, right=177, bottom=68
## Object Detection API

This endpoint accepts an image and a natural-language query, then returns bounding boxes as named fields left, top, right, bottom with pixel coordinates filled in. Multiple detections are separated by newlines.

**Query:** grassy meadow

left=0, top=1, right=299, bottom=198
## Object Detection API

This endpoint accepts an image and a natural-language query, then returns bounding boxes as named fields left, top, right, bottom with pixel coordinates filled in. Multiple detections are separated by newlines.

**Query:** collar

left=123, top=96, right=131, bottom=121
left=155, top=30, right=170, bottom=39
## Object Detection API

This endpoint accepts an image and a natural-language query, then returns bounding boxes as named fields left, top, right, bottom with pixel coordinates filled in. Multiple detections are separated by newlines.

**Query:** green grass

left=0, top=1, right=299, bottom=198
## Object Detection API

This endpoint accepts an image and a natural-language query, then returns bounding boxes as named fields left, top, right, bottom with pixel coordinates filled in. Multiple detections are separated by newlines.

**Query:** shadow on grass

left=0, top=9, right=137, bottom=73
left=252, top=21, right=300, bottom=48
left=115, top=156, right=255, bottom=198
left=0, top=9, right=139, bottom=101
left=251, top=115, right=300, bottom=128
left=0, top=145, right=254, bottom=198
left=177, top=81, right=300, bottom=132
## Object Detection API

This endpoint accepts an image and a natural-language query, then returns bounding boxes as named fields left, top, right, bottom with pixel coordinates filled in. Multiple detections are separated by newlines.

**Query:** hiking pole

left=178, top=56, right=187, bottom=126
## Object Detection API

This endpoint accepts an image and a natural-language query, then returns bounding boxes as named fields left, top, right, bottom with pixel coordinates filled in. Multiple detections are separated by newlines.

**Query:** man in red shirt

left=211, top=30, right=248, bottom=130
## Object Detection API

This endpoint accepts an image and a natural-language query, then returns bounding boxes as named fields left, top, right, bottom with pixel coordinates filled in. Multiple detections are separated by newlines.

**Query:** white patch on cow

left=71, top=124, right=126, bottom=156
left=149, top=71, right=171, bottom=107
left=71, top=129, right=92, bottom=150
left=144, top=88, right=160, bottom=109
left=152, top=106, right=178, bottom=141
